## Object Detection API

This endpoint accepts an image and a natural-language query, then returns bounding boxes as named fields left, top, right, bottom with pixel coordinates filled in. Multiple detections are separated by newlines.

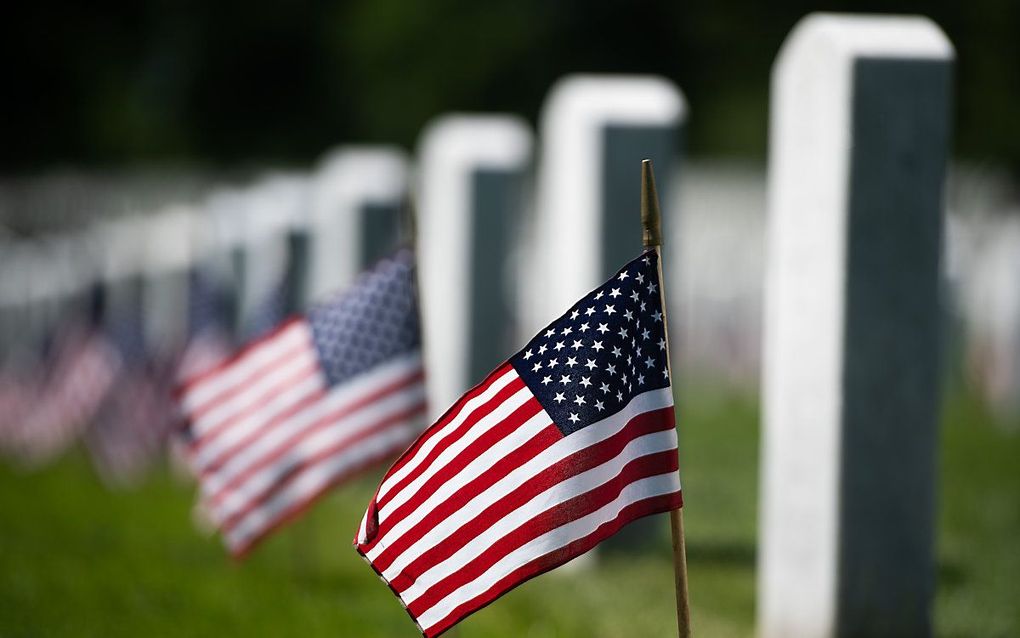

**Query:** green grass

left=0, top=388, right=1016, bottom=637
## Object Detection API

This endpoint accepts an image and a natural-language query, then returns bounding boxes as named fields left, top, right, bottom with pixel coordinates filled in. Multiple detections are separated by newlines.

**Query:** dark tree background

left=2, top=0, right=1018, bottom=173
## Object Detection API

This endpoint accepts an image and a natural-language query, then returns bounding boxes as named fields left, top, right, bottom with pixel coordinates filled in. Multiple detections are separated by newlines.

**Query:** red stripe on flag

left=196, top=384, right=328, bottom=475
left=188, top=358, right=320, bottom=453
left=186, top=343, right=313, bottom=428
left=372, top=369, right=524, bottom=513
left=425, top=492, right=682, bottom=638
left=406, top=449, right=679, bottom=617
left=375, top=397, right=543, bottom=540
left=229, top=421, right=426, bottom=560
left=219, top=400, right=428, bottom=533
left=377, top=407, right=676, bottom=581
left=175, top=316, right=304, bottom=400
left=206, top=369, right=426, bottom=509
left=374, top=363, right=516, bottom=498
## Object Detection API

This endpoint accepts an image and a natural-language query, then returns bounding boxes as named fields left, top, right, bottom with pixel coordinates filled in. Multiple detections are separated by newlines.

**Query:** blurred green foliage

left=2, top=1, right=1019, bottom=172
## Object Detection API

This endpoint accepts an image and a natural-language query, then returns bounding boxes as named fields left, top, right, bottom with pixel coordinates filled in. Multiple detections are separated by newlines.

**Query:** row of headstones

left=0, top=152, right=410, bottom=360
left=0, top=13, right=954, bottom=637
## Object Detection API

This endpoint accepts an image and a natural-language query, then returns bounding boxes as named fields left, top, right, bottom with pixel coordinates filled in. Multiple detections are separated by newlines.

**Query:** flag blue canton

left=511, top=251, right=670, bottom=435
left=307, top=248, right=420, bottom=388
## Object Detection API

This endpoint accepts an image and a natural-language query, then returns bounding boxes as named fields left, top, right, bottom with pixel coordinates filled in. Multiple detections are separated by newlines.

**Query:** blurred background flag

left=176, top=248, right=427, bottom=558
left=1, top=243, right=121, bottom=467
left=13, top=309, right=120, bottom=467
left=85, top=270, right=174, bottom=486
left=176, top=267, right=236, bottom=383
left=355, top=249, right=682, bottom=638
left=0, top=349, right=47, bottom=459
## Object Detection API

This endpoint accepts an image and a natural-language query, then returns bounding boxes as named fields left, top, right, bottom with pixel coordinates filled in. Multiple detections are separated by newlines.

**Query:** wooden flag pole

left=641, top=158, right=693, bottom=638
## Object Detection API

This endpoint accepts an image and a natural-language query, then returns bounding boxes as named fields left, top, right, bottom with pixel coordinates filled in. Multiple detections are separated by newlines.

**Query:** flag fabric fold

left=354, top=249, right=682, bottom=638
left=177, top=248, right=428, bottom=557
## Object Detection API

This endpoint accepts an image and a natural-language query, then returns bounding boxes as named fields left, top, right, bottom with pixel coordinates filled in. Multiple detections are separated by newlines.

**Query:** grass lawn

left=0, top=387, right=1016, bottom=637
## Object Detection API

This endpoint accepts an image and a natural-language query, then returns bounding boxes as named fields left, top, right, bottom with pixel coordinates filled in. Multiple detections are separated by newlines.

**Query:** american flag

left=0, top=352, right=46, bottom=459
left=85, top=283, right=171, bottom=486
left=14, top=321, right=120, bottom=466
left=87, top=360, right=175, bottom=485
left=355, top=250, right=682, bottom=638
left=1, top=282, right=119, bottom=466
left=177, top=248, right=428, bottom=557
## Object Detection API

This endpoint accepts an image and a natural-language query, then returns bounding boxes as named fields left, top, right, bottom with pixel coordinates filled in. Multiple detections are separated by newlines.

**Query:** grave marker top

left=417, top=114, right=532, bottom=418
left=528, top=75, right=685, bottom=338
left=308, top=147, right=410, bottom=303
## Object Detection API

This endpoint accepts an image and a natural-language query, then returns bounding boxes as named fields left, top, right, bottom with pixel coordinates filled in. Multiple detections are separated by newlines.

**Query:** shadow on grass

left=937, top=558, right=967, bottom=589
left=686, top=540, right=756, bottom=568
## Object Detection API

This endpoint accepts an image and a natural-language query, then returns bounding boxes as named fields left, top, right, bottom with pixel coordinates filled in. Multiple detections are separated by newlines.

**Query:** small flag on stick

left=177, top=248, right=428, bottom=557
left=85, top=285, right=170, bottom=486
left=354, top=246, right=683, bottom=637
left=17, top=322, right=120, bottom=466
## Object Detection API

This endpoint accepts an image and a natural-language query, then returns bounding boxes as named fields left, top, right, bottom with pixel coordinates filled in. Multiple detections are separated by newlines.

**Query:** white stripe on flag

left=191, top=371, right=326, bottom=470
left=416, top=473, right=681, bottom=632
left=225, top=424, right=420, bottom=551
left=374, top=367, right=519, bottom=503
left=181, top=322, right=308, bottom=414
left=190, top=348, right=318, bottom=439
left=399, top=427, right=679, bottom=603
left=203, top=354, right=423, bottom=499
left=212, top=381, right=428, bottom=523
left=368, top=385, right=673, bottom=563
left=377, top=383, right=533, bottom=521
left=368, top=408, right=550, bottom=565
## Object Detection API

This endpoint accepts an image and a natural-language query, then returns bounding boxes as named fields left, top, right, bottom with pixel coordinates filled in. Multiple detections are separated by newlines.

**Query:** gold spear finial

left=641, top=159, right=662, bottom=248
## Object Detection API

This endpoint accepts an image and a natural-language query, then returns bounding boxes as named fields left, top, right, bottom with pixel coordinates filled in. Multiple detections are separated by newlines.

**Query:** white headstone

left=760, top=14, right=953, bottom=637
left=955, top=214, right=1020, bottom=419
left=26, top=240, right=67, bottom=351
left=235, top=175, right=308, bottom=335
left=97, top=216, right=150, bottom=354
left=525, top=74, right=686, bottom=340
left=204, top=187, right=249, bottom=337
left=0, top=243, right=23, bottom=358
left=417, top=114, right=533, bottom=418
left=0, top=243, right=42, bottom=362
left=142, top=206, right=194, bottom=357
left=528, top=75, right=685, bottom=552
left=308, top=147, right=410, bottom=303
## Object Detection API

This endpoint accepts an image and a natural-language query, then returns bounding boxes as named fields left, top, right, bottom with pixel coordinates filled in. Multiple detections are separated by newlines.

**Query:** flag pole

left=641, top=158, right=692, bottom=638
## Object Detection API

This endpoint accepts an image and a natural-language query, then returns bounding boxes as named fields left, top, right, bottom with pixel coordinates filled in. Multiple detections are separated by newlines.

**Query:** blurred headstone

left=526, top=74, right=686, bottom=341
left=204, top=188, right=248, bottom=338
left=1, top=238, right=79, bottom=365
left=142, top=207, right=194, bottom=359
left=235, top=175, right=308, bottom=338
left=0, top=246, right=19, bottom=361
left=417, top=115, right=533, bottom=418
left=529, top=74, right=686, bottom=553
left=98, top=217, right=149, bottom=356
left=955, top=215, right=1020, bottom=421
left=1, top=242, right=45, bottom=360
left=307, top=147, right=410, bottom=304
left=759, top=14, right=953, bottom=638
